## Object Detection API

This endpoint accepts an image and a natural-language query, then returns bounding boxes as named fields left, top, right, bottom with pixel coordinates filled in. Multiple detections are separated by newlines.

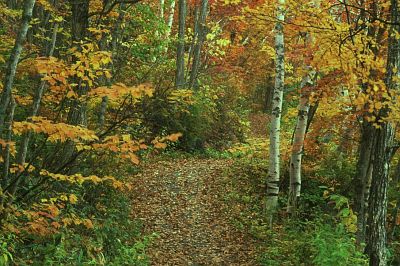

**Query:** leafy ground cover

left=130, top=158, right=258, bottom=265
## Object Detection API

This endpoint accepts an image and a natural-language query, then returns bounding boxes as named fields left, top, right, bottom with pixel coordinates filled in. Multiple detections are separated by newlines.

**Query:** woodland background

left=0, top=0, right=400, bottom=265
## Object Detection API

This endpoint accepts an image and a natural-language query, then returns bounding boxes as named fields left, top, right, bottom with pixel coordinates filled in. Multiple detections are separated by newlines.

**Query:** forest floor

left=130, top=157, right=259, bottom=265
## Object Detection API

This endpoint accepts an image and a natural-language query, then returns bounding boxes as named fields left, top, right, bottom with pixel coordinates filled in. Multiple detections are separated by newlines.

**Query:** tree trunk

left=57, top=0, right=89, bottom=171
left=265, top=0, right=285, bottom=225
left=71, top=0, right=89, bottom=43
left=175, top=0, right=186, bottom=88
left=10, top=23, right=59, bottom=197
left=365, top=124, right=394, bottom=266
left=0, top=0, right=36, bottom=132
left=1, top=97, right=16, bottom=187
left=166, top=0, right=176, bottom=39
left=355, top=123, right=375, bottom=245
left=68, top=0, right=89, bottom=127
left=365, top=1, right=399, bottom=264
left=160, top=0, right=165, bottom=19
left=287, top=74, right=313, bottom=214
left=188, top=0, right=208, bottom=89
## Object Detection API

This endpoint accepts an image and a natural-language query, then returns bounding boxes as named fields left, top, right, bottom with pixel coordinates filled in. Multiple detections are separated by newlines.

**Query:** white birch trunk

left=287, top=74, right=313, bottom=214
left=166, top=0, right=176, bottom=39
left=265, top=0, right=285, bottom=224
left=160, top=0, right=165, bottom=19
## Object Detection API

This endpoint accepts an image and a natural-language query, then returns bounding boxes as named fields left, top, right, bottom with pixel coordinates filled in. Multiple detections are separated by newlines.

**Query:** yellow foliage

left=39, top=169, right=126, bottom=190
left=90, top=83, right=154, bottom=101
left=13, top=117, right=98, bottom=143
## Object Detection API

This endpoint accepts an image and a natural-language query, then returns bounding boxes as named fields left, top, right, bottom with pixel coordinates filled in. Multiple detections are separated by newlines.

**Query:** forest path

left=130, top=158, right=258, bottom=265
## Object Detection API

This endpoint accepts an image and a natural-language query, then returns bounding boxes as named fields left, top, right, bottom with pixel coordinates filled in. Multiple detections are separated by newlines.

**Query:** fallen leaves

left=130, top=158, right=258, bottom=265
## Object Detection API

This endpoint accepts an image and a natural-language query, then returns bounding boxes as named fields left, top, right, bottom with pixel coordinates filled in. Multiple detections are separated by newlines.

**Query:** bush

left=312, top=224, right=367, bottom=266
left=140, top=85, right=249, bottom=152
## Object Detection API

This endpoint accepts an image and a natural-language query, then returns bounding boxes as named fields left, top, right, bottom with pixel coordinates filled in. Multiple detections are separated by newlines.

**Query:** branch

left=89, top=0, right=142, bottom=17
left=337, top=0, right=400, bottom=26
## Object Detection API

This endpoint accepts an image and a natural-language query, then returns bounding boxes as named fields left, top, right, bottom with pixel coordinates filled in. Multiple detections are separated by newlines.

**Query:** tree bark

left=9, top=23, right=59, bottom=197
left=0, top=0, right=36, bottom=132
left=287, top=74, right=313, bottom=214
left=364, top=1, right=399, bottom=264
left=166, top=0, right=176, bottom=39
left=365, top=123, right=394, bottom=266
left=175, top=0, right=186, bottom=88
left=1, top=97, right=16, bottom=187
left=188, top=0, right=208, bottom=89
left=355, top=122, right=375, bottom=245
left=265, top=0, right=285, bottom=225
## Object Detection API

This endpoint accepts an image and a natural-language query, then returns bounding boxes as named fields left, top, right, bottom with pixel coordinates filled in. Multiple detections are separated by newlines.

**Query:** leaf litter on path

left=130, top=158, right=258, bottom=265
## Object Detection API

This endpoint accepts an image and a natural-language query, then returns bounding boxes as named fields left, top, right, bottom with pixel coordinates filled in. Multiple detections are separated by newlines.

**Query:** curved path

left=130, top=158, right=258, bottom=265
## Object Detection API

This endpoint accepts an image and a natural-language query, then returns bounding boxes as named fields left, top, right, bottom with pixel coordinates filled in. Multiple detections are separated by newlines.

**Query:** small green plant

left=312, top=224, right=368, bottom=266
left=0, top=237, right=14, bottom=266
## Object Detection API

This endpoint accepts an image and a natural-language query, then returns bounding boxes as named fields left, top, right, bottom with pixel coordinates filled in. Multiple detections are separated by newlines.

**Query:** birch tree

left=0, top=0, right=36, bottom=132
left=10, top=22, right=59, bottom=197
left=265, top=0, right=285, bottom=224
left=287, top=71, right=314, bottom=214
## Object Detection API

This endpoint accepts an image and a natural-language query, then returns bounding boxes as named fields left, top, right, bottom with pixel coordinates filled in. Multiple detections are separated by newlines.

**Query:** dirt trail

left=130, top=158, right=258, bottom=265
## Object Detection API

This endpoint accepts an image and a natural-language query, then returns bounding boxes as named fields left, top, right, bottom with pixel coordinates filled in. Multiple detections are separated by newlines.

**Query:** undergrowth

left=224, top=158, right=368, bottom=266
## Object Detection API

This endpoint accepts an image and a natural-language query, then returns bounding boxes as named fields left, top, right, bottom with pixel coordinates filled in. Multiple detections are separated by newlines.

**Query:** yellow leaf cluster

left=151, top=133, right=183, bottom=149
left=92, top=135, right=147, bottom=164
left=0, top=138, right=16, bottom=156
left=13, top=116, right=98, bottom=143
left=39, top=169, right=124, bottom=189
left=90, top=83, right=154, bottom=101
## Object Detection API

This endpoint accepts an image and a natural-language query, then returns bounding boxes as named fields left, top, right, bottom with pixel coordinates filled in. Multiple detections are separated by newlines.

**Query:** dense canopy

left=0, top=0, right=399, bottom=265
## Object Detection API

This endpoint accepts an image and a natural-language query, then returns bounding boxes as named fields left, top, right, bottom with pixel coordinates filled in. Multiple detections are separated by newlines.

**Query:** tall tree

left=287, top=71, right=314, bottom=214
left=189, top=0, right=208, bottom=89
left=0, top=0, right=36, bottom=132
left=365, top=0, right=400, bottom=264
left=265, top=0, right=285, bottom=224
left=175, top=0, right=186, bottom=88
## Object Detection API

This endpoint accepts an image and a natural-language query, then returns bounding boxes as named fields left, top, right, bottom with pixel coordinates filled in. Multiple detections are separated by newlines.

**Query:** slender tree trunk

left=355, top=123, right=375, bottom=245
left=188, top=0, right=208, bottom=89
left=186, top=6, right=199, bottom=77
left=160, top=0, right=165, bottom=19
left=9, top=23, right=59, bottom=197
left=287, top=74, right=313, bottom=214
left=175, top=0, right=186, bottom=88
left=265, top=0, right=285, bottom=225
left=56, top=0, right=89, bottom=171
left=0, top=0, right=36, bottom=132
left=1, top=97, right=16, bottom=187
left=68, top=0, right=89, bottom=126
left=98, top=96, right=108, bottom=128
left=166, top=0, right=176, bottom=39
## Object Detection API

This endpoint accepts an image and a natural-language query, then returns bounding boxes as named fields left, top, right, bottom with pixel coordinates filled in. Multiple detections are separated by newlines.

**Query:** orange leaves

left=152, top=133, right=183, bottom=150
left=0, top=138, right=16, bottom=157
left=154, top=142, right=167, bottom=149
left=90, top=83, right=154, bottom=101
left=13, top=116, right=98, bottom=143
left=92, top=134, right=145, bottom=164
left=165, top=133, right=184, bottom=142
